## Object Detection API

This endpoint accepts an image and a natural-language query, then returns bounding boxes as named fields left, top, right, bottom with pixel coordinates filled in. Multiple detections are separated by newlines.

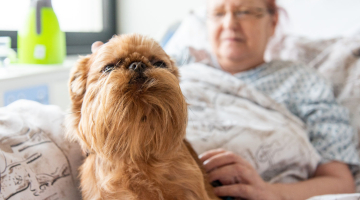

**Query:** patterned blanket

left=180, top=63, right=321, bottom=183
left=0, top=100, right=83, bottom=200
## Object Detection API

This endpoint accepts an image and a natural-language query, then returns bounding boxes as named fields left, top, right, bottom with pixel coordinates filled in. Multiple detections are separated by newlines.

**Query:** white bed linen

left=307, top=193, right=360, bottom=200
left=0, top=100, right=83, bottom=200
left=181, top=63, right=320, bottom=183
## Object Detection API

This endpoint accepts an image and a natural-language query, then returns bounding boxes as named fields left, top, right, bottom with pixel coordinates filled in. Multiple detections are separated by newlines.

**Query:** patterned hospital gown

left=231, top=60, right=359, bottom=166
left=171, top=48, right=359, bottom=167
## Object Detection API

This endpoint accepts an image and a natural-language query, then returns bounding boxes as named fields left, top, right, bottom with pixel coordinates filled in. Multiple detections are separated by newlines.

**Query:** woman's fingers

left=207, top=164, right=240, bottom=185
left=202, top=151, right=237, bottom=172
left=208, top=164, right=256, bottom=185
left=200, top=149, right=278, bottom=200
left=91, top=41, right=104, bottom=53
left=199, top=148, right=226, bottom=163
left=214, top=184, right=255, bottom=200
left=202, top=151, right=253, bottom=173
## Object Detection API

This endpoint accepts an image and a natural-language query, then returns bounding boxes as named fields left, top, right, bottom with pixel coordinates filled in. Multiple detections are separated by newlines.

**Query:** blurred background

left=0, top=0, right=206, bottom=54
left=0, top=0, right=359, bottom=56
left=0, top=0, right=360, bottom=111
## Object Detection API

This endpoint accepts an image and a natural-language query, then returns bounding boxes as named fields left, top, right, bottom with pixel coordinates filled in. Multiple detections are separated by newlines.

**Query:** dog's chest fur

left=80, top=144, right=211, bottom=200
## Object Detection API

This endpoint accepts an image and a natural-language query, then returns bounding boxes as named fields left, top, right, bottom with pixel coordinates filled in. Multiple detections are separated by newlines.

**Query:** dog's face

left=67, top=34, right=187, bottom=160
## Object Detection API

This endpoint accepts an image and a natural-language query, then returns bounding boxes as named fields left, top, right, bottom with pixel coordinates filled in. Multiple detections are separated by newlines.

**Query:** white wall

left=116, top=0, right=206, bottom=41
left=117, top=0, right=360, bottom=41
left=276, top=0, right=360, bottom=39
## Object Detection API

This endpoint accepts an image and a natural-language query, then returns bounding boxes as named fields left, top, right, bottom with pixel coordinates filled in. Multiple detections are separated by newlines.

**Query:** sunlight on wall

left=277, top=0, right=360, bottom=39
left=117, top=0, right=206, bottom=41
left=0, top=0, right=103, bottom=32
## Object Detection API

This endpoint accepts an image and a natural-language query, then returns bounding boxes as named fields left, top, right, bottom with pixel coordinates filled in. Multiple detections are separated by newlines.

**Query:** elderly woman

left=91, top=0, right=358, bottom=199
left=196, top=0, right=358, bottom=199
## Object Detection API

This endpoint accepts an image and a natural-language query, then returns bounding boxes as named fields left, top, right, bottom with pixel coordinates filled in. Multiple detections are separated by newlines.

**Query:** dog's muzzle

left=128, top=61, right=148, bottom=84
left=129, top=61, right=147, bottom=74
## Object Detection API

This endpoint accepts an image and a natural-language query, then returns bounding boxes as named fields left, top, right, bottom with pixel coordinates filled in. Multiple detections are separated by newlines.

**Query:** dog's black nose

left=129, top=62, right=146, bottom=73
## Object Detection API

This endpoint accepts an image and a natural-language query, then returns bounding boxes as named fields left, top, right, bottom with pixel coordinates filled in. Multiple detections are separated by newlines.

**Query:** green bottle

left=18, top=0, right=66, bottom=64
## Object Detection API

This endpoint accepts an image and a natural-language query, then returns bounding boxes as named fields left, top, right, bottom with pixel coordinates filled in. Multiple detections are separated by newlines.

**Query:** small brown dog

left=66, top=34, right=219, bottom=200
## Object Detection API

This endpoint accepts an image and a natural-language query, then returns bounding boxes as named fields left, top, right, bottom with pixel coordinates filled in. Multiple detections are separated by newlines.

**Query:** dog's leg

left=184, top=140, right=220, bottom=200
left=79, top=155, right=103, bottom=200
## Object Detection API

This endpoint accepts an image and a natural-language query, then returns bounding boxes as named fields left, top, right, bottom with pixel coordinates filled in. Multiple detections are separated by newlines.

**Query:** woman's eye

left=214, top=12, right=225, bottom=17
left=210, top=11, right=225, bottom=19
left=235, top=10, right=251, bottom=17
left=153, top=61, right=166, bottom=68
left=103, top=64, right=115, bottom=73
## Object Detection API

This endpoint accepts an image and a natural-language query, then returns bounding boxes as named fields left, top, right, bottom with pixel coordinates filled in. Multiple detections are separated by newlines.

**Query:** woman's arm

left=269, top=161, right=355, bottom=200
left=200, top=149, right=355, bottom=200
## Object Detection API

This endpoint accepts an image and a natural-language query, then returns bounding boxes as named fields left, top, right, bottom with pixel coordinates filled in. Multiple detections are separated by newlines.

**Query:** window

left=0, top=0, right=116, bottom=54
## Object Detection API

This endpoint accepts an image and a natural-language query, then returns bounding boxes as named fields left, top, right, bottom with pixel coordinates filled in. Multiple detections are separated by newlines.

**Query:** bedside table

left=0, top=56, right=78, bottom=111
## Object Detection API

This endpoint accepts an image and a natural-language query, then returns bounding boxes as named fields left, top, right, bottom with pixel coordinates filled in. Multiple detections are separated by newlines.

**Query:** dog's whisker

left=114, top=59, right=123, bottom=68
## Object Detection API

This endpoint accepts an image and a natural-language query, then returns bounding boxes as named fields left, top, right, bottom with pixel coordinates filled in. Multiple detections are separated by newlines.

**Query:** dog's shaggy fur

left=66, top=34, right=219, bottom=200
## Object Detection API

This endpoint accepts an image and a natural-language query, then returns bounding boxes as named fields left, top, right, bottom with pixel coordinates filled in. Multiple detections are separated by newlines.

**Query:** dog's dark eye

left=103, top=64, right=115, bottom=73
left=153, top=61, right=166, bottom=68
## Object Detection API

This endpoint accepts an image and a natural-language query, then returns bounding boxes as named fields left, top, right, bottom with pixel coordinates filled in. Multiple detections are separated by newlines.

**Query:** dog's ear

left=66, top=55, right=91, bottom=146
left=69, top=55, right=91, bottom=111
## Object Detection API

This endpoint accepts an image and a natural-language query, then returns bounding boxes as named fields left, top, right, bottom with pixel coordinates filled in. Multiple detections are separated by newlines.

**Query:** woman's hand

left=200, top=149, right=355, bottom=200
left=199, top=149, right=280, bottom=200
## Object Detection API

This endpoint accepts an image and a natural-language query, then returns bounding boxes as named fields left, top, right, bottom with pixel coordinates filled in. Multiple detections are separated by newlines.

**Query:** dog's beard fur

left=66, top=34, right=219, bottom=200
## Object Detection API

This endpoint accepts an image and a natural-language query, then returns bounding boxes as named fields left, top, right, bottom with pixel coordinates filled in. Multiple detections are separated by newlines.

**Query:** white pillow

left=0, top=100, right=83, bottom=200
left=164, top=7, right=210, bottom=58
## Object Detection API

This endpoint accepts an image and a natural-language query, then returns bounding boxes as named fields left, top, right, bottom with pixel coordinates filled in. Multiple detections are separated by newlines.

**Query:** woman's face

left=207, top=0, right=277, bottom=73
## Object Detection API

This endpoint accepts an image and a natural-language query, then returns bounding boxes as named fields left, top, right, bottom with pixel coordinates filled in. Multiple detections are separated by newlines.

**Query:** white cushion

left=0, top=100, right=83, bottom=200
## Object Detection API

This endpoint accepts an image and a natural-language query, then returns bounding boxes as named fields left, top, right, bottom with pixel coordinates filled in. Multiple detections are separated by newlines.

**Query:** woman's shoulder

left=266, top=60, right=325, bottom=80
left=236, top=60, right=326, bottom=85
left=262, top=60, right=333, bottom=92
left=267, top=60, right=311, bottom=71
